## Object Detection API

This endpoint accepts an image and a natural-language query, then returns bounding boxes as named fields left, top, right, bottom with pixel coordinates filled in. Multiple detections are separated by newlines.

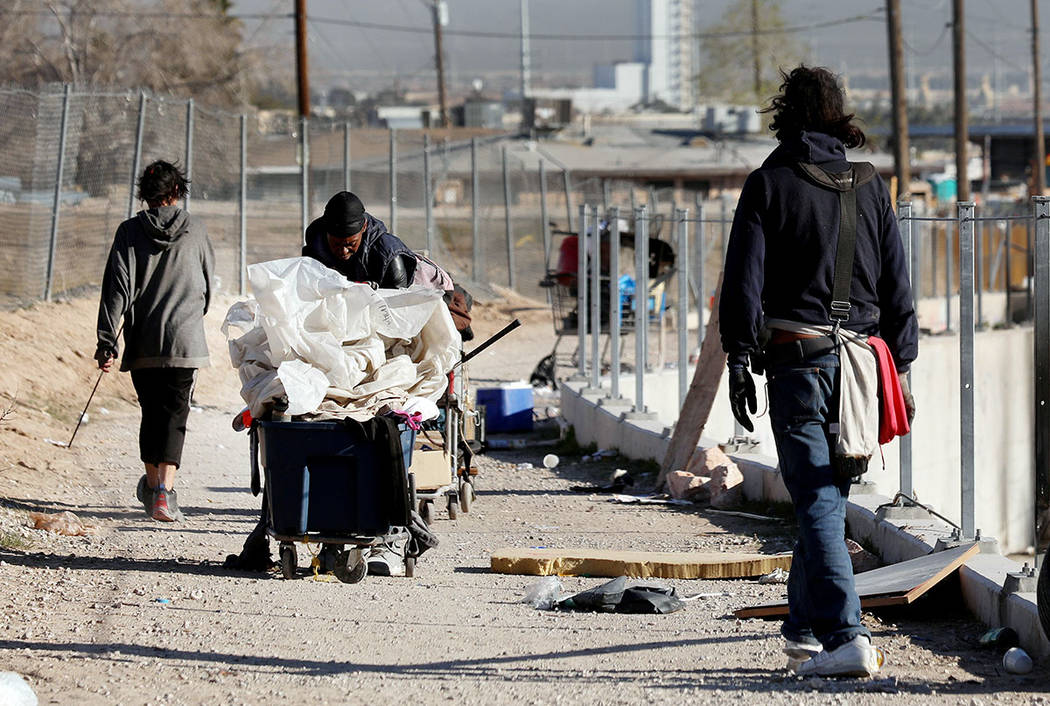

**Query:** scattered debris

left=552, top=576, right=685, bottom=614
left=43, top=439, right=68, bottom=448
left=542, top=454, right=559, bottom=469
left=705, top=509, right=779, bottom=522
left=0, top=671, right=37, bottom=706
left=492, top=546, right=792, bottom=579
left=978, top=626, right=1019, bottom=650
left=1003, top=647, right=1033, bottom=674
left=608, top=493, right=691, bottom=506
left=571, top=469, right=634, bottom=494
left=758, top=567, right=790, bottom=584
left=28, top=510, right=97, bottom=536
left=523, top=576, right=563, bottom=609
left=666, top=448, right=744, bottom=508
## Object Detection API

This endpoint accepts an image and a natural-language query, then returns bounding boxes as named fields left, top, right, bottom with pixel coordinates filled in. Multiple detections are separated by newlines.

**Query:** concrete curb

left=560, top=381, right=1050, bottom=660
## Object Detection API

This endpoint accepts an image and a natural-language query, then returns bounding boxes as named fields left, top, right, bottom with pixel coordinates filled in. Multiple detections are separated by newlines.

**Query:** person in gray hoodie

left=95, top=160, right=214, bottom=522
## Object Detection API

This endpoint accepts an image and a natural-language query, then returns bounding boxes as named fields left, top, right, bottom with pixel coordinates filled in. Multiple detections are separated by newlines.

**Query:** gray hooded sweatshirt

left=96, top=205, right=214, bottom=371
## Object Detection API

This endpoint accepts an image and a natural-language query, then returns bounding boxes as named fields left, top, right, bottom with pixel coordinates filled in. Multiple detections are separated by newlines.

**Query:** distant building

left=635, top=0, right=696, bottom=110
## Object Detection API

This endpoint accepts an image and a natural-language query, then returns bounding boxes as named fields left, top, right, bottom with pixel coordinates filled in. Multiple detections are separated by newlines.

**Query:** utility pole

left=432, top=0, right=449, bottom=128
left=1033, top=0, right=1047, bottom=195
left=520, top=0, right=531, bottom=102
left=295, top=0, right=310, bottom=117
left=953, top=0, right=969, bottom=202
left=886, top=0, right=910, bottom=200
left=750, top=0, right=761, bottom=101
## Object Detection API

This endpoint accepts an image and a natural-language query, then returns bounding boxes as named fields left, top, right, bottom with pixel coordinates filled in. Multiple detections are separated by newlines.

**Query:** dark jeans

left=130, top=367, right=196, bottom=468
left=767, top=352, right=868, bottom=651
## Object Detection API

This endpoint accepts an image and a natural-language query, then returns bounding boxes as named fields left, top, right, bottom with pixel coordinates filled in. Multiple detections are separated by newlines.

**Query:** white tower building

left=635, top=0, right=695, bottom=110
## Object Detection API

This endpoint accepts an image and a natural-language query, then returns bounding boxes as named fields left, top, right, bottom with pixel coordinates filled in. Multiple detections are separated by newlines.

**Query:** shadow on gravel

left=1, top=634, right=1046, bottom=694
left=0, top=549, right=236, bottom=577
left=1, top=495, right=263, bottom=522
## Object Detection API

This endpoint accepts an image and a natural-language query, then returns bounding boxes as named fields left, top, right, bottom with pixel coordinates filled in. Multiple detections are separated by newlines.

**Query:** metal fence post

left=958, top=201, right=976, bottom=539
left=539, top=159, right=550, bottom=269
left=1033, top=195, right=1050, bottom=556
left=239, top=114, right=247, bottom=296
left=897, top=199, right=914, bottom=497
left=677, top=208, right=689, bottom=406
left=389, top=128, right=397, bottom=234
left=976, top=219, right=984, bottom=327
left=945, top=220, right=954, bottom=331
left=423, top=134, right=433, bottom=254
left=502, top=145, right=515, bottom=290
left=609, top=207, right=622, bottom=400
left=127, top=90, right=147, bottom=219
left=44, top=83, right=71, bottom=302
left=577, top=204, right=589, bottom=379
left=183, top=98, right=194, bottom=211
left=720, top=194, right=729, bottom=261
left=563, top=169, right=574, bottom=232
left=590, top=204, right=601, bottom=389
left=695, top=197, right=705, bottom=350
left=300, top=116, right=309, bottom=241
left=471, top=137, right=480, bottom=282
left=343, top=121, right=351, bottom=193
left=634, top=205, right=648, bottom=412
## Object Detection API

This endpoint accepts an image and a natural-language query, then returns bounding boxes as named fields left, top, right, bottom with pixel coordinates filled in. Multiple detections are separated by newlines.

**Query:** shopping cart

left=250, top=417, right=418, bottom=581
left=530, top=221, right=676, bottom=388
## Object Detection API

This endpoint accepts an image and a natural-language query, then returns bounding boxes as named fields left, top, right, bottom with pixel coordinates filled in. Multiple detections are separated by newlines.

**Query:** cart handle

left=454, top=319, right=521, bottom=370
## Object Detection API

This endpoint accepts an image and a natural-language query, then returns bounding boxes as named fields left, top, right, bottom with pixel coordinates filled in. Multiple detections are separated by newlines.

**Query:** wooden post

left=658, top=273, right=726, bottom=487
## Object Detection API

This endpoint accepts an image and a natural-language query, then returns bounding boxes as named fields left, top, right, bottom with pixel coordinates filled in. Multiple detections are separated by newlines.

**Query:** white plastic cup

left=542, top=454, right=559, bottom=469
left=1003, top=647, right=1033, bottom=674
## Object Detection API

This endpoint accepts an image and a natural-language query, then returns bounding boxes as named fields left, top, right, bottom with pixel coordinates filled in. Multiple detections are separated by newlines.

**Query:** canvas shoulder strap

left=797, top=161, right=876, bottom=324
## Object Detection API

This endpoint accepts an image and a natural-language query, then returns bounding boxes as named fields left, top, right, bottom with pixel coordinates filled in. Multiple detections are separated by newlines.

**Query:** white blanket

left=223, top=257, right=459, bottom=421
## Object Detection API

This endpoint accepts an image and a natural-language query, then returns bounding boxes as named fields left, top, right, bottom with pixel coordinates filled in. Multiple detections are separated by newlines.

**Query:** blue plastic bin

left=255, top=419, right=415, bottom=537
left=476, top=385, right=533, bottom=432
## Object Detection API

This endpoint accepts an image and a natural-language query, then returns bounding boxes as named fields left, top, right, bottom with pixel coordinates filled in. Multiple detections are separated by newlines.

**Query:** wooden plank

left=734, top=543, right=980, bottom=619
left=658, top=273, right=726, bottom=488
left=490, top=546, right=791, bottom=579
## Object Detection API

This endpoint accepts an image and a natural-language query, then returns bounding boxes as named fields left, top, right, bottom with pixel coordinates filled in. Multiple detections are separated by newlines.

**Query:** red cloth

left=868, top=335, right=910, bottom=444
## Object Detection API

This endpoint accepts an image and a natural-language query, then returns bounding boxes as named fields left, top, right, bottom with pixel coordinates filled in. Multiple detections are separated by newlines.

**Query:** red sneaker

left=151, top=488, right=184, bottom=522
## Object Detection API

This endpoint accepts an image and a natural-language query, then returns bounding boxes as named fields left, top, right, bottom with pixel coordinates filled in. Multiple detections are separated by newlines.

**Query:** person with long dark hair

left=96, top=160, right=214, bottom=522
left=720, top=66, right=917, bottom=677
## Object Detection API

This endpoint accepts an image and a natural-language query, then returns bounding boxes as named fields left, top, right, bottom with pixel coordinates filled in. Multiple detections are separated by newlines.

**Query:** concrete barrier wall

left=561, top=325, right=1036, bottom=554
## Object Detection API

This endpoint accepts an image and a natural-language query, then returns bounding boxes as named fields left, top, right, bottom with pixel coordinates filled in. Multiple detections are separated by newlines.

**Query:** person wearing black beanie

left=302, top=191, right=416, bottom=288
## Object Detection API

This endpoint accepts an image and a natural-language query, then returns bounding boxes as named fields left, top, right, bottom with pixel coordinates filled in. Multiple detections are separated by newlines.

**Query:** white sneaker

left=367, top=538, right=407, bottom=577
left=793, top=635, right=883, bottom=678
left=783, top=639, right=822, bottom=671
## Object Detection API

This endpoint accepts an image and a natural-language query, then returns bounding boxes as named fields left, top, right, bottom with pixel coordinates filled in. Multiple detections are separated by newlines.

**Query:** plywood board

left=490, top=547, right=792, bottom=579
left=734, top=542, right=980, bottom=618
left=659, top=274, right=726, bottom=487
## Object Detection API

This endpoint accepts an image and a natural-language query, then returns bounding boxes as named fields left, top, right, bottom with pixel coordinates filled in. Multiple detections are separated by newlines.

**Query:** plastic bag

left=523, top=576, right=564, bottom=610
left=28, top=510, right=97, bottom=536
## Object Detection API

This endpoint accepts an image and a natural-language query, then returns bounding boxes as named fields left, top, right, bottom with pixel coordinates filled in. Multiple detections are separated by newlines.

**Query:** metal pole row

left=958, top=201, right=976, bottom=539
left=676, top=208, right=689, bottom=406
left=634, top=205, right=648, bottom=413
left=183, top=98, right=194, bottom=212
left=471, top=137, right=480, bottom=282
left=44, top=84, right=72, bottom=302
left=423, top=134, right=433, bottom=255
left=128, top=91, right=147, bottom=220
left=576, top=204, right=588, bottom=380
left=897, top=199, right=914, bottom=498
left=239, top=114, right=247, bottom=296
left=1034, top=196, right=1050, bottom=557
left=590, top=204, right=601, bottom=389
left=299, top=116, right=308, bottom=242
left=502, top=145, right=515, bottom=290
left=609, top=206, right=622, bottom=400
left=389, top=128, right=397, bottom=234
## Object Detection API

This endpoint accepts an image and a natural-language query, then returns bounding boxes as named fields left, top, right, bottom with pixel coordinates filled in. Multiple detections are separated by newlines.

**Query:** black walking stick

left=68, top=323, right=124, bottom=449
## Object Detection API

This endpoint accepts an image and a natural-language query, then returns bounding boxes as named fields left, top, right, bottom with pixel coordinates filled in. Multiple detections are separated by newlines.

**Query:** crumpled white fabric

left=224, top=256, right=460, bottom=420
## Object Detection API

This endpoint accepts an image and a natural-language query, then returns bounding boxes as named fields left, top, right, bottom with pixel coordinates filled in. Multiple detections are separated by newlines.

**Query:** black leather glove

left=94, top=345, right=117, bottom=367
left=728, top=365, right=757, bottom=433
left=899, top=374, right=916, bottom=425
left=380, top=254, right=413, bottom=289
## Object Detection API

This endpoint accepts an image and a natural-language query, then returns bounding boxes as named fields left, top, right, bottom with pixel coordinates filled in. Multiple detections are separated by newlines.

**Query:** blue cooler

left=253, top=419, right=415, bottom=537
left=476, top=384, right=533, bottom=432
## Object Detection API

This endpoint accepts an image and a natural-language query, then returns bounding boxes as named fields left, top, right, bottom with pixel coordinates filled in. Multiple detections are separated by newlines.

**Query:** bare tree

left=697, top=0, right=808, bottom=105
left=0, top=0, right=255, bottom=107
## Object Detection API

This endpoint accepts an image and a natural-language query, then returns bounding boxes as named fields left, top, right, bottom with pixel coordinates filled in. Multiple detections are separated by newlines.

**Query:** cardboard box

left=409, top=448, right=452, bottom=490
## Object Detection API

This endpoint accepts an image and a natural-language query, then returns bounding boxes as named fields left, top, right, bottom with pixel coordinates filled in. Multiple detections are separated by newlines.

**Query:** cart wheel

left=447, top=493, right=459, bottom=520
left=279, top=543, right=297, bottom=580
left=405, top=556, right=416, bottom=578
left=460, top=481, right=473, bottom=514
left=334, top=549, right=367, bottom=584
left=419, top=500, right=434, bottom=526
left=468, top=474, right=479, bottom=492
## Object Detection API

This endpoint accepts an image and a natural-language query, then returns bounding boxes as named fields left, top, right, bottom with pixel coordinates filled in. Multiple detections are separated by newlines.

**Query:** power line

left=966, top=28, right=1028, bottom=73
left=306, top=9, right=885, bottom=42
left=0, top=9, right=291, bottom=20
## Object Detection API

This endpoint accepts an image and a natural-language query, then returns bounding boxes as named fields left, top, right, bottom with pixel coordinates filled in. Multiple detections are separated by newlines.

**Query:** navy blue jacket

left=302, top=213, right=416, bottom=286
left=719, top=131, right=918, bottom=371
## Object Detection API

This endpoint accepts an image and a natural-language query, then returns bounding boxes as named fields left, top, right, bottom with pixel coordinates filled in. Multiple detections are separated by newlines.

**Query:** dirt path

left=0, top=293, right=1047, bottom=704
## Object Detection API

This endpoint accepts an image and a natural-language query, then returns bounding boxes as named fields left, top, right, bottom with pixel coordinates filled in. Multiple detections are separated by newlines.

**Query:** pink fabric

left=388, top=410, right=424, bottom=431
left=868, top=335, right=910, bottom=444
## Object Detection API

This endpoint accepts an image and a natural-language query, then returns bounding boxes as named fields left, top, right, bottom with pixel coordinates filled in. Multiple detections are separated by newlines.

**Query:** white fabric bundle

left=222, top=257, right=459, bottom=420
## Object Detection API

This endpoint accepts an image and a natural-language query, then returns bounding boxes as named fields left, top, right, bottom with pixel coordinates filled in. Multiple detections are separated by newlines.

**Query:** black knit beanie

left=323, top=191, right=367, bottom=237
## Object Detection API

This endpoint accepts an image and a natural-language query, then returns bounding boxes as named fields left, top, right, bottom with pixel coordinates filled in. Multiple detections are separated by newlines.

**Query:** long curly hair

left=760, top=65, right=866, bottom=148
left=137, top=160, right=190, bottom=207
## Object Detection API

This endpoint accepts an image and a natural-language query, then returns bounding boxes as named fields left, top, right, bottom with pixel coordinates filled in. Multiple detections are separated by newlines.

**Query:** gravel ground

left=0, top=292, right=1048, bottom=704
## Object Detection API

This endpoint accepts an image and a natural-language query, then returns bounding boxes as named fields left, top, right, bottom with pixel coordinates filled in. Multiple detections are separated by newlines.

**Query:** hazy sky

left=237, top=0, right=1048, bottom=91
